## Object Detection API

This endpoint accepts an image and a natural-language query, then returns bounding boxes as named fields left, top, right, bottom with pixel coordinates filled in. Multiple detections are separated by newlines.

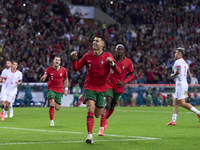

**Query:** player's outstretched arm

left=40, top=75, right=47, bottom=82
left=106, top=57, right=121, bottom=75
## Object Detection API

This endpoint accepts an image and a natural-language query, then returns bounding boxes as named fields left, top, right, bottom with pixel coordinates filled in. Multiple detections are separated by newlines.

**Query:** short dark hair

left=177, top=47, right=185, bottom=56
left=95, top=35, right=105, bottom=44
left=12, top=60, right=18, bottom=64
left=54, top=55, right=61, bottom=60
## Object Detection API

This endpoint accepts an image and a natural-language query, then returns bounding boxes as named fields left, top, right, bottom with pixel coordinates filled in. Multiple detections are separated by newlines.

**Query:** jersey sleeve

left=44, top=68, right=49, bottom=76
left=174, top=60, right=181, bottom=68
left=64, top=68, right=68, bottom=78
left=1, top=70, right=6, bottom=78
left=127, top=59, right=134, bottom=73
left=18, top=72, right=23, bottom=81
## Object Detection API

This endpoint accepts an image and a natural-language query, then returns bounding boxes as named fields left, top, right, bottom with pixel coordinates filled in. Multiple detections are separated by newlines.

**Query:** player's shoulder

left=124, top=57, right=133, bottom=63
left=16, top=70, right=22, bottom=74
left=60, top=66, right=67, bottom=71
left=103, top=52, right=112, bottom=56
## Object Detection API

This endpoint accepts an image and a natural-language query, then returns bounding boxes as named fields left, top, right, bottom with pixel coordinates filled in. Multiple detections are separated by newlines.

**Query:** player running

left=98, top=44, right=134, bottom=136
left=0, top=61, right=22, bottom=121
left=40, top=56, right=68, bottom=126
left=71, top=36, right=121, bottom=144
left=166, top=47, right=200, bottom=125
left=0, top=60, right=14, bottom=118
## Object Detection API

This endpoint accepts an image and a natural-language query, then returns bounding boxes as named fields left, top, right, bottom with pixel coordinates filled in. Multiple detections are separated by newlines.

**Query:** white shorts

left=174, top=83, right=188, bottom=100
left=1, top=93, right=16, bottom=103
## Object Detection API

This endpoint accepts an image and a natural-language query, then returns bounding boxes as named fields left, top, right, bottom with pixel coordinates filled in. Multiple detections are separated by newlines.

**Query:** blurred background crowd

left=0, top=0, right=199, bottom=95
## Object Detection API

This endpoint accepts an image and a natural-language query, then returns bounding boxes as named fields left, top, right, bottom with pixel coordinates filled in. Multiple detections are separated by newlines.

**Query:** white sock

left=190, top=107, right=200, bottom=115
left=3, top=110, right=8, bottom=117
left=100, top=127, right=104, bottom=130
left=172, top=114, right=177, bottom=122
left=10, top=103, right=13, bottom=112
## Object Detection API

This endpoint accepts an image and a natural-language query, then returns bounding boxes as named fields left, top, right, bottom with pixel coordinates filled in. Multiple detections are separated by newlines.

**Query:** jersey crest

left=101, top=60, right=104, bottom=66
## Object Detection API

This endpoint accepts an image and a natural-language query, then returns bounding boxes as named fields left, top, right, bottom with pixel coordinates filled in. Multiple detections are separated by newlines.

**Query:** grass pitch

left=0, top=106, right=200, bottom=150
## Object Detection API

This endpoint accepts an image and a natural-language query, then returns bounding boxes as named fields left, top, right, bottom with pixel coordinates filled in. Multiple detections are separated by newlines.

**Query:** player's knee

left=87, top=107, right=95, bottom=113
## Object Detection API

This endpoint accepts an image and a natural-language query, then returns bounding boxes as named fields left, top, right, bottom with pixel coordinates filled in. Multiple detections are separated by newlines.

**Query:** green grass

left=0, top=106, right=200, bottom=150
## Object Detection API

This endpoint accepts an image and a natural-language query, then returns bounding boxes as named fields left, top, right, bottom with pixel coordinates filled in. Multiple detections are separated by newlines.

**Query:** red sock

left=100, top=111, right=107, bottom=127
left=49, top=106, right=54, bottom=120
left=87, top=112, right=94, bottom=134
left=106, top=109, right=114, bottom=119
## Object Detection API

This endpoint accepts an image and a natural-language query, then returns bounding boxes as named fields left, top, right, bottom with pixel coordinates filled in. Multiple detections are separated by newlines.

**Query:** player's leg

left=9, top=102, right=13, bottom=118
left=49, top=98, right=55, bottom=126
left=166, top=98, right=178, bottom=125
left=85, top=100, right=95, bottom=144
left=179, top=98, right=200, bottom=121
left=0, top=100, right=6, bottom=117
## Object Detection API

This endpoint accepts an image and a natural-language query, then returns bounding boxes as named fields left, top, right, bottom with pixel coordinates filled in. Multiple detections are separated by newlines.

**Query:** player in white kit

left=166, top=48, right=200, bottom=125
left=0, top=60, right=13, bottom=118
left=0, top=61, right=22, bottom=121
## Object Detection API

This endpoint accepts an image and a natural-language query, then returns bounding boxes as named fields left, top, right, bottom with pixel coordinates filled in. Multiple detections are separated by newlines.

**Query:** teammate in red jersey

left=40, top=56, right=68, bottom=126
left=71, top=36, right=121, bottom=144
left=98, top=44, right=134, bottom=136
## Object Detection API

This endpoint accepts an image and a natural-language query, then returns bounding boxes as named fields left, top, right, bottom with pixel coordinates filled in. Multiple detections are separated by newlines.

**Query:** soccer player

left=166, top=48, right=200, bottom=125
left=0, top=61, right=22, bottom=121
left=0, top=60, right=14, bottom=118
left=98, top=44, right=134, bottom=136
left=71, top=36, right=121, bottom=144
left=40, top=56, right=68, bottom=126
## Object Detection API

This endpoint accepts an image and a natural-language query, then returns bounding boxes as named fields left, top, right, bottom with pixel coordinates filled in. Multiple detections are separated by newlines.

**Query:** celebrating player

left=71, top=36, right=121, bottom=144
left=166, top=48, right=200, bottom=125
left=0, top=61, right=22, bottom=121
left=98, top=44, right=134, bottom=136
left=40, top=56, right=68, bottom=126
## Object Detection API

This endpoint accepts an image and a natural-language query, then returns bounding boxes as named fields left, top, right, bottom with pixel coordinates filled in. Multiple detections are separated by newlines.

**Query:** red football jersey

left=72, top=51, right=120, bottom=92
left=107, top=57, right=134, bottom=93
left=44, top=66, right=68, bottom=93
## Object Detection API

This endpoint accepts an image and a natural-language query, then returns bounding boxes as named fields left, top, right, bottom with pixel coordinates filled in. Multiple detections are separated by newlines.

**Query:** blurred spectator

left=145, top=87, right=153, bottom=106
left=136, top=83, right=145, bottom=107
left=164, top=94, right=173, bottom=106
left=190, top=93, right=200, bottom=106
left=42, top=83, right=48, bottom=107
left=72, top=83, right=81, bottom=107
left=23, top=83, right=35, bottom=107
left=157, top=93, right=163, bottom=106
left=190, top=74, right=198, bottom=84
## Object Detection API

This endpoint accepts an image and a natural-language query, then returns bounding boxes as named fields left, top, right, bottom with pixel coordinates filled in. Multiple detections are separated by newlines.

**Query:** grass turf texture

left=0, top=106, right=200, bottom=150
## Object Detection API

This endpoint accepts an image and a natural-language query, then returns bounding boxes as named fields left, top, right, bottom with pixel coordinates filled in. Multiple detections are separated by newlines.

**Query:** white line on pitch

left=0, top=138, right=159, bottom=146
left=116, top=110, right=192, bottom=114
left=0, top=127, right=160, bottom=140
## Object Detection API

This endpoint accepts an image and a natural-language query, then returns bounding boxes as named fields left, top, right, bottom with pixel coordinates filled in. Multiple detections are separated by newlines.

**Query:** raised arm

left=71, top=51, right=86, bottom=71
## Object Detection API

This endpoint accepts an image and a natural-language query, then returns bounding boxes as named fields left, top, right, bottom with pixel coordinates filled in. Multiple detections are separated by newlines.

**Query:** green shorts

left=107, top=89, right=122, bottom=103
left=83, top=90, right=107, bottom=108
left=47, top=90, right=63, bottom=105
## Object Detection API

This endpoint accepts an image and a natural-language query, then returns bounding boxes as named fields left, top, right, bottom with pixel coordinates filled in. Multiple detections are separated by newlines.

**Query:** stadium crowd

left=0, top=0, right=199, bottom=95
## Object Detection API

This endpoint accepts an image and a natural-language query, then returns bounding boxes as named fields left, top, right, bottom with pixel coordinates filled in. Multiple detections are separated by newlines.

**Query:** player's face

left=174, top=50, right=179, bottom=60
left=6, top=61, right=11, bottom=68
left=53, top=57, right=61, bottom=67
left=92, top=37, right=103, bottom=51
left=116, top=46, right=125, bottom=56
left=12, top=62, right=18, bottom=70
